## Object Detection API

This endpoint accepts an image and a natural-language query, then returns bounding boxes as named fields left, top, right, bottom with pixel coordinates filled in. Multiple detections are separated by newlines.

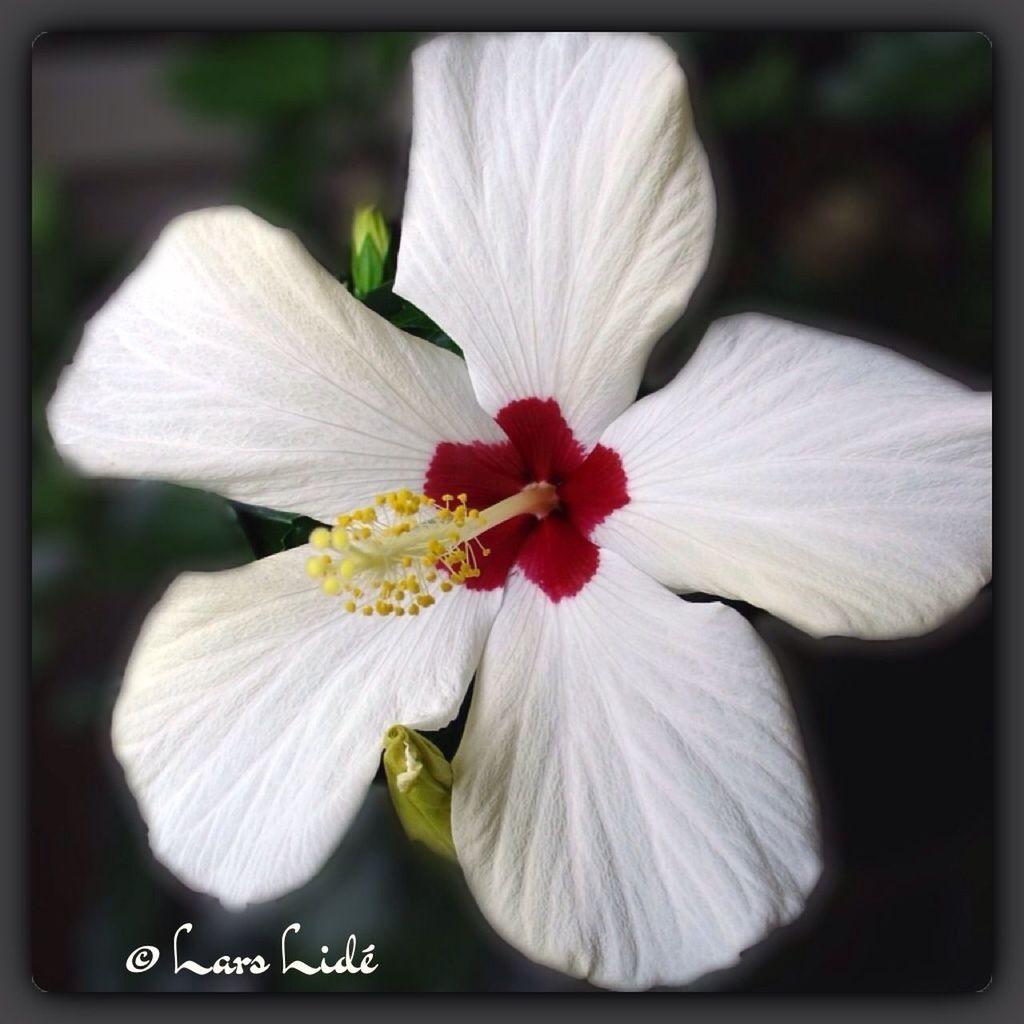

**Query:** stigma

left=304, top=485, right=557, bottom=616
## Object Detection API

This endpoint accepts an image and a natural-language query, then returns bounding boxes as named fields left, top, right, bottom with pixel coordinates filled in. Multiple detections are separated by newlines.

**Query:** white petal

left=595, top=314, right=992, bottom=639
left=48, top=207, right=501, bottom=521
left=395, top=33, right=714, bottom=447
left=113, top=549, right=500, bottom=907
left=452, top=550, right=821, bottom=990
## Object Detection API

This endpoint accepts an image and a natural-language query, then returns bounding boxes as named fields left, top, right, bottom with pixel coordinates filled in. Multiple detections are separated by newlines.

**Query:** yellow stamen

left=305, top=555, right=327, bottom=578
left=301, top=484, right=557, bottom=616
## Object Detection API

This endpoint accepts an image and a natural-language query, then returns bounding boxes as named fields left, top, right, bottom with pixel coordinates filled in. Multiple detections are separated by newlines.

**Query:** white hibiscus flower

left=46, top=32, right=991, bottom=990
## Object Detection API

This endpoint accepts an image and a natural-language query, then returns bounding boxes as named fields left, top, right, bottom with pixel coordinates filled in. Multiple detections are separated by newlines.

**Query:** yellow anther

left=394, top=606, right=406, bottom=617
left=321, top=577, right=341, bottom=596
left=344, top=600, right=357, bottom=613
left=331, top=526, right=349, bottom=549
left=416, top=594, right=435, bottom=607
left=457, top=493, right=468, bottom=504
left=361, top=605, right=373, bottom=616
left=339, top=559, right=356, bottom=580
left=306, top=555, right=327, bottom=578
left=375, top=494, right=386, bottom=505
left=409, top=603, right=420, bottom=616
left=310, top=526, right=331, bottom=549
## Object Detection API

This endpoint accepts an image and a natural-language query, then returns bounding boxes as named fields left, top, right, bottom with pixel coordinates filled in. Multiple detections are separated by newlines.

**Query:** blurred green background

left=31, top=32, right=992, bottom=992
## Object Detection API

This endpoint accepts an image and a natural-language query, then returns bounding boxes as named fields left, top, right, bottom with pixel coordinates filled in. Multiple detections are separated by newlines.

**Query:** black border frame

left=13, top=5, right=1016, bottom=1021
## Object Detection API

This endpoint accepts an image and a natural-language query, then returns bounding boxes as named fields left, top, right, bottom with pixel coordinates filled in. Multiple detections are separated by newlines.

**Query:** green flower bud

left=350, top=204, right=390, bottom=298
left=382, top=724, right=456, bottom=861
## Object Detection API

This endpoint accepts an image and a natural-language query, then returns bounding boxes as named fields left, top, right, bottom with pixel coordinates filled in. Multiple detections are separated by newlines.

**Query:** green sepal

left=350, top=205, right=390, bottom=298
left=382, top=725, right=457, bottom=862
left=350, top=240, right=385, bottom=298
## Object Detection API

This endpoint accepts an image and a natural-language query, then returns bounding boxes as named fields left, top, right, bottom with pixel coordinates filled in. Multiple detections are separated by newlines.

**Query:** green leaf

left=358, top=282, right=464, bottom=358
left=241, top=123, right=322, bottom=221
left=965, top=130, right=992, bottom=242
left=817, top=33, right=991, bottom=120
left=388, top=303, right=435, bottom=332
left=166, top=33, right=334, bottom=120
left=32, top=170, right=60, bottom=252
left=708, top=45, right=800, bottom=127
left=229, top=501, right=323, bottom=558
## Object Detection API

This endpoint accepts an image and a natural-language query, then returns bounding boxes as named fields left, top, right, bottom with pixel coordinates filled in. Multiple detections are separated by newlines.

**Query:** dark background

left=30, top=31, right=993, bottom=992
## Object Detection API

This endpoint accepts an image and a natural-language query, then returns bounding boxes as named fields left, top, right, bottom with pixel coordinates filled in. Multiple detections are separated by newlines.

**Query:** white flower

left=46, top=32, right=991, bottom=991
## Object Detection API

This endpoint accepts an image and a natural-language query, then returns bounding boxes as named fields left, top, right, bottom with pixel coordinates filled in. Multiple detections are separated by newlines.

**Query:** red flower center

left=424, top=397, right=628, bottom=600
